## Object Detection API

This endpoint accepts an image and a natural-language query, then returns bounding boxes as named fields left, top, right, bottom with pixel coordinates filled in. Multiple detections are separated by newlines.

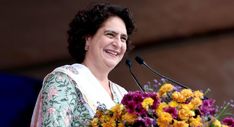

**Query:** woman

left=31, top=3, right=135, bottom=127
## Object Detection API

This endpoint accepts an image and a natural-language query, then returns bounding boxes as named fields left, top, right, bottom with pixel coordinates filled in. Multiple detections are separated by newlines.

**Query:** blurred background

left=1, top=0, right=234, bottom=126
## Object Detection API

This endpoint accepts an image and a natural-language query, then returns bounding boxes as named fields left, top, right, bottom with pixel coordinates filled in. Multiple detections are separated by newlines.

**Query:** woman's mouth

left=104, top=49, right=119, bottom=57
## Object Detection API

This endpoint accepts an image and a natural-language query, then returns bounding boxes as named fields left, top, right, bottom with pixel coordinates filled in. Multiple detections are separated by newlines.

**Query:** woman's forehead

left=99, top=16, right=127, bottom=34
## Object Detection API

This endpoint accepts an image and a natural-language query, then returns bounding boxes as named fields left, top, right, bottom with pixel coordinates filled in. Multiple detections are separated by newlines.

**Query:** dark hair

left=67, top=3, right=135, bottom=63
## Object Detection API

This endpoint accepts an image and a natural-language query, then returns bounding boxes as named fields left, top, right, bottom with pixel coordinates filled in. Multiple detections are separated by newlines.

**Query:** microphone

left=135, top=56, right=188, bottom=89
left=125, top=59, right=145, bottom=92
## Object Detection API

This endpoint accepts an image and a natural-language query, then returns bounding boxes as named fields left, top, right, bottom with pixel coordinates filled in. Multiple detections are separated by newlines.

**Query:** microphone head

left=125, top=59, right=132, bottom=68
left=135, top=56, right=144, bottom=65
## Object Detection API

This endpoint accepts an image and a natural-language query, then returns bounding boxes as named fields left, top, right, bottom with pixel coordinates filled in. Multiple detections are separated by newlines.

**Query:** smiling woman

left=84, top=16, right=128, bottom=72
left=30, top=3, right=135, bottom=127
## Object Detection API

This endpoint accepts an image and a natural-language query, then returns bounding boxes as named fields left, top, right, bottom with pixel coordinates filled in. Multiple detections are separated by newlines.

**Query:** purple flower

left=163, top=107, right=178, bottom=119
left=150, top=94, right=160, bottom=109
left=122, top=91, right=142, bottom=105
left=199, top=99, right=216, bottom=116
left=144, top=117, right=154, bottom=126
left=121, top=92, right=134, bottom=105
left=121, top=91, right=161, bottom=117
left=133, top=117, right=154, bottom=127
left=222, top=117, right=234, bottom=127
left=133, top=118, right=147, bottom=127
left=121, top=91, right=147, bottom=115
left=125, top=101, right=136, bottom=113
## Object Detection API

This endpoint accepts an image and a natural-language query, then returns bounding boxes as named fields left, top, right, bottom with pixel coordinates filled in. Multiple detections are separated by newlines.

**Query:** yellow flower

left=193, top=90, right=204, bottom=99
left=212, top=119, right=222, bottom=127
left=110, top=104, right=124, bottom=118
left=111, top=104, right=124, bottom=113
left=99, top=115, right=106, bottom=122
left=90, top=118, right=99, bottom=127
left=101, top=118, right=116, bottom=127
left=169, top=100, right=179, bottom=107
left=178, top=108, right=195, bottom=120
left=142, top=97, right=154, bottom=110
left=95, top=110, right=103, bottom=118
left=189, top=97, right=202, bottom=109
left=180, top=103, right=195, bottom=110
left=180, top=104, right=192, bottom=110
left=122, top=112, right=137, bottom=123
left=117, top=122, right=125, bottom=127
left=173, top=120, right=189, bottom=127
left=189, top=115, right=202, bottom=127
left=181, top=89, right=193, bottom=99
left=178, top=102, right=196, bottom=111
left=159, top=83, right=174, bottom=96
left=156, top=102, right=168, bottom=115
left=157, top=112, right=173, bottom=127
left=172, top=91, right=186, bottom=103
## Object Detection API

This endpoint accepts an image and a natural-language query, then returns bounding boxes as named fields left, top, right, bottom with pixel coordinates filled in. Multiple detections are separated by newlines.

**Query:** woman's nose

left=112, top=37, right=121, bottom=48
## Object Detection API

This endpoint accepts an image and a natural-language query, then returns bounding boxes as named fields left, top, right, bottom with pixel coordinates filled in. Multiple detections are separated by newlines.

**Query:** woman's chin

left=104, top=60, right=119, bottom=69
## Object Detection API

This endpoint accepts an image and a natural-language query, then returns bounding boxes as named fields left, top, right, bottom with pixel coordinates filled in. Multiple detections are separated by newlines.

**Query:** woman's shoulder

left=38, top=68, right=93, bottom=127
left=41, top=64, right=81, bottom=93
left=53, top=64, right=81, bottom=75
left=42, top=64, right=83, bottom=81
left=42, top=70, right=77, bottom=93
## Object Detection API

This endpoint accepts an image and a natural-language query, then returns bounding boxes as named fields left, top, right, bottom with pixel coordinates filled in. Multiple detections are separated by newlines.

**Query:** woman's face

left=84, top=16, right=128, bottom=70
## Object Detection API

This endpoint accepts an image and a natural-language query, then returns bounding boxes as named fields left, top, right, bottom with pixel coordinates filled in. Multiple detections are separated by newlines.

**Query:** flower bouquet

left=90, top=79, right=234, bottom=127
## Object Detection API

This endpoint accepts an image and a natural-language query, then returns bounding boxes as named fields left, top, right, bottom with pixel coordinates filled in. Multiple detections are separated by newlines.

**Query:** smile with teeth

left=104, top=49, right=119, bottom=56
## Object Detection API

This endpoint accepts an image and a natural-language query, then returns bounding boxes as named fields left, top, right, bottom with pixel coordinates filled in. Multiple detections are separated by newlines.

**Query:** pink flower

left=222, top=117, right=234, bottom=127
left=164, top=107, right=178, bottom=119
left=199, top=99, right=216, bottom=116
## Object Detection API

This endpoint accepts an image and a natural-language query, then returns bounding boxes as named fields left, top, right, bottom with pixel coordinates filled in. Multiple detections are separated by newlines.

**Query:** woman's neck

left=82, top=61, right=110, bottom=87
left=82, top=62, right=113, bottom=99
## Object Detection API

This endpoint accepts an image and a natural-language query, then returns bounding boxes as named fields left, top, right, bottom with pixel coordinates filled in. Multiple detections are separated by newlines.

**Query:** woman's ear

left=85, top=36, right=92, bottom=51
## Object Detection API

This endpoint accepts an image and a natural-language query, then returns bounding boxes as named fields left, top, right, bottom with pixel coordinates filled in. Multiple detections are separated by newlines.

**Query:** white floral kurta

left=31, top=64, right=127, bottom=127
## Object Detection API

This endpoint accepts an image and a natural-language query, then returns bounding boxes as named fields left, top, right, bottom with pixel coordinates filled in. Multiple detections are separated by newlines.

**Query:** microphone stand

left=135, top=56, right=188, bottom=89
left=134, top=56, right=210, bottom=100
left=125, top=59, right=145, bottom=92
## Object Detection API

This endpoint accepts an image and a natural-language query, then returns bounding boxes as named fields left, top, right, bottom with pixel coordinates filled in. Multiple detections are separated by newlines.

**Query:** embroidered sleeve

left=41, top=72, right=92, bottom=127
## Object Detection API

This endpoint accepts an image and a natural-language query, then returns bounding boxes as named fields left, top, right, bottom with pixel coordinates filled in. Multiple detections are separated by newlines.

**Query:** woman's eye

left=106, top=33, right=114, bottom=38
left=121, top=37, right=127, bottom=42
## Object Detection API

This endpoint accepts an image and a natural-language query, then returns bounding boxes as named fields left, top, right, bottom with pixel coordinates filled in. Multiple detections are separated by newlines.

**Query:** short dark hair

left=67, top=3, right=135, bottom=63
